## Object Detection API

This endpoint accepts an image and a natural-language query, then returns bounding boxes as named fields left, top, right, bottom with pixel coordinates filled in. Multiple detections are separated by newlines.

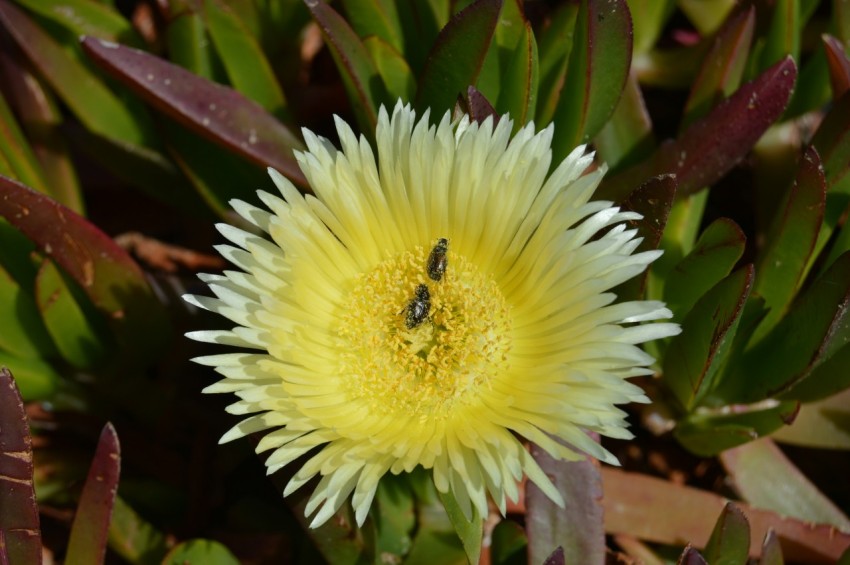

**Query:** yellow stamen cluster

left=338, top=246, right=511, bottom=418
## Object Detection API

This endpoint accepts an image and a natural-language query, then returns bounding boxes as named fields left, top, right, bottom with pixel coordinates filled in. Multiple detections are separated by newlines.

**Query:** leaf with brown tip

left=80, top=36, right=306, bottom=187
left=65, top=423, right=121, bottom=565
left=0, top=367, right=40, bottom=565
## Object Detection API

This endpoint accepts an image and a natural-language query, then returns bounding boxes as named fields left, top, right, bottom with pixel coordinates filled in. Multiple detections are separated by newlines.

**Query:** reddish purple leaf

left=678, top=545, right=708, bottom=565
left=824, top=34, right=850, bottom=100
left=599, top=56, right=797, bottom=201
left=65, top=423, right=120, bottom=565
left=466, top=86, right=498, bottom=125
left=306, top=0, right=379, bottom=132
left=0, top=367, right=41, bottom=565
left=526, top=438, right=605, bottom=565
left=0, top=175, right=168, bottom=357
left=542, top=546, right=565, bottom=565
left=80, top=36, right=307, bottom=187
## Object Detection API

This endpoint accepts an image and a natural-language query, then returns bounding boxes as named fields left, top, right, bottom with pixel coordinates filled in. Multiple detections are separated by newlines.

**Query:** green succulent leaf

left=757, top=0, right=800, bottom=74
left=12, top=0, right=144, bottom=47
left=497, top=18, right=538, bottom=128
left=681, top=6, right=755, bottom=130
left=678, top=0, right=735, bottom=35
left=773, top=389, right=850, bottom=450
left=627, top=0, right=673, bottom=55
left=437, top=487, right=483, bottom=565
left=405, top=469, right=467, bottom=565
left=204, top=0, right=288, bottom=121
left=526, top=442, right=605, bottom=565
left=594, top=72, right=655, bottom=172
left=663, top=218, right=746, bottom=323
left=165, top=1, right=225, bottom=80
left=761, top=530, right=784, bottom=565
left=416, top=0, right=501, bottom=117
left=599, top=56, right=797, bottom=202
left=673, top=400, right=799, bottom=456
left=370, top=475, right=415, bottom=562
left=721, top=252, right=850, bottom=403
left=0, top=0, right=154, bottom=146
left=65, top=423, right=121, bottom=565
left=341, top=0, right=403, bottom=52
left=0, top=351, right=60, bottom=400
left=702, top=503, right=750, bottom=565
left=0, top=81, right=50, bottom=195
left=720, top=438, right=850, bottom=530
left=162, top=539, right=239, bottom=565
left=363, top=35, right=416, bottom=104
left=551, top=0, right=632, bottom=159
left=306, top=0, right=381, bottom=133
left=80, top=36, right=307, bottom=186
left=107, top=496, right=170, bottom=565
left=752, top=146, right=826, bottom=341
left=535, top=2, right=578, bottom=125
left=0, top=175, right=170, bottom=362
left=0, top=50, right=84, bottom=212
left=0, top=262, right=55, bottom=359
left=0, top=367, right=41, bottom=565
left=663, top=265, right=754, bottom=411
left=490, top=520, right=527, bottom=565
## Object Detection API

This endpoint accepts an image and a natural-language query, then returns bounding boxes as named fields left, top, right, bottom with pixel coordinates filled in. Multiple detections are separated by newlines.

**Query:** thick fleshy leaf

left=824, top=34, right=850, bottom=99
left=161, top=539, right=239, bottom=564
left=0, top=256, right=55, bottom=359
left=681, top=7, right=755, bottom=130
left=108, top=496, right=169, bottom=565
left=758, top=0, right=800, bottom=73
left=371, top=475, right=415, bottom=563
left=0, top=175, right=169, bottom=359
left=751, top=146, right=825, bottom=340
left=761, top=530, right=784, bottom=565
left=475, top=1, right=530, bottom=122
left=35, top=258, right=109, bottom=369
left=203, top=0, right=288, bottom=120
left=663, top=265, right=753, bottom=411
left=551, top=0, right=632, bottom=158
left=599, top=57, right=797, bottom=201
left=363, top=36, right=415, bottom=104
left=12, top=0, right=144, bottom=46
left=773, top=388, right=850, bottom=449
left=0, top=367, right=41, bottom=565
left=720, top=438, right=850, bottom=529
left=0, top=351, right=59, bottom=401
left=673, top=400, right=799, bottom=456
left=535, top=3, right=578, bottom=125
left=65, top=423, right=120, bottom=565
left=628, top=0, right=673, bottom=55
left=497, top=18, right=537, bottom=128
left=678, top=545, right=708, bottom=565
left=416, top=0, right=501, bottom=117
left=340, top=0, right=403, bottom=51
left=464, top=86, right=498, bottom=124
left=405, top=469, right=467, bottom=565
left=165, top=1, right=224, bottom=80
left=80, top=37, right=307, bottom=186
left=0, top=0, right=152, bottom=146
left=678, top=0, right=734, bottom=35
left=490, top=519, right=526, bottom=565
left=702, top=504, right=750, bottom=565
left=663, top=218, right=746, bottom=323
left=0, top=82, right=49, bottom=195
left=306, top=0, right=380, bottom=132
left=594, top=71, right=655, bottom=171
left=0, top=48, right=83, bottom=212
left=526, top=441, right=605, bottom=565
left=161, top=119, right=268, bottom=218
left=602, top=467, right=850, bottom=562
left=437, top=487, right=482, bottom=565
left=721, top=252, right=850, bottom=403
left=615, top=174, right=676, bottom=301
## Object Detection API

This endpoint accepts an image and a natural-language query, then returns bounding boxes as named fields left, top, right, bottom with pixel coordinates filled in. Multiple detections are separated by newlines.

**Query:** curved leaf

left=80, top=36, right=307, bottom=186
left=526, top=441, right=605, bottom=565
left=0, top=175, right=169, bottom=359
left=363, top=35, right=415, bottom=104
left=0, top=261, right=55, bottom=359
left=663, top=265, right=754, bottom=411
left=824, top=34, right=850, bottom=100
left=416, top=0, right=501, bottom=117
left=534, top=3, right=578, bottom=125
left=551, top=0, right=632, bottom=159
left=437, top=487, right=482, bottom=565
left=12, top=0, right=144, bottom=46
left=66, top=423, right=121, bottom=565
left=306, top=0, right=380, bottom=132
left=720, top=438, right=850, bottom=530
left=594, top=71, right=655, bottom=171
left=703, top=504, right=750, bottom=565
left=0, top=367, right=41, bottom=565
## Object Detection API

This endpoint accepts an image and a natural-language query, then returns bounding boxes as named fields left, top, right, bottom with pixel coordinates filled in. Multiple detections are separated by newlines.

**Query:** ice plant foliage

left=184, top=103, right=680, bottom=528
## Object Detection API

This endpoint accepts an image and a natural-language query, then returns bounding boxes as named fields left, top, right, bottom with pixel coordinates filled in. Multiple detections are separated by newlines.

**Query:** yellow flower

left=185, top=102, right=679, bottom=528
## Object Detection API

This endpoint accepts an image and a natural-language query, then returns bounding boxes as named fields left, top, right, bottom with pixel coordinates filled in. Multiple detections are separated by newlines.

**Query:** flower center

left=338, top=245, right=512, bottom=418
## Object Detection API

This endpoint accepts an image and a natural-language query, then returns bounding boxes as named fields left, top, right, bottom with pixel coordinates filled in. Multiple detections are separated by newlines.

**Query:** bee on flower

left=184, top=102, right=680, bottom=528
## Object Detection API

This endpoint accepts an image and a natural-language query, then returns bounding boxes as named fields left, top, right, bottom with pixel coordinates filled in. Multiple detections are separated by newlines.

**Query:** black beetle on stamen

left=427, top=238, right=449, bottom=281
left=403, top=284, right=431, bottom=329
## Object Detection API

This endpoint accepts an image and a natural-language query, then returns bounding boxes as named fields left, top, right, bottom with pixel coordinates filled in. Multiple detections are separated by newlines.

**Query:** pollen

left=337, top=245, right=512, bottom=418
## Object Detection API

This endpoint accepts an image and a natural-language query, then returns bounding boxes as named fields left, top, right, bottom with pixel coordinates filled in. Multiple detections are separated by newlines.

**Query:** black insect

left=427, top=238, right=449, bottom=281
left=403, top=284, right=431, bottom=329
